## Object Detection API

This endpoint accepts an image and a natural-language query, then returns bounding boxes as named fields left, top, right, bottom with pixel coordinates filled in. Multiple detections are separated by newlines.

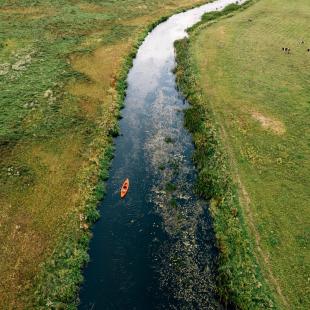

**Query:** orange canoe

left=120, top=178, right=129, bottom=198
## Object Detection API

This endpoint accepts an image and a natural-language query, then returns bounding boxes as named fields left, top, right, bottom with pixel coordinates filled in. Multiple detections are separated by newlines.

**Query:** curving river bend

left=79, top=1, right=244, bottom=309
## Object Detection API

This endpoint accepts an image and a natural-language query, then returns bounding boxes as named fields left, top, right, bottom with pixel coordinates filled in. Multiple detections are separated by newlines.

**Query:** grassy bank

left=0, top=0, right=209, bottom=308
left=175, top=0, right=309, bottom=309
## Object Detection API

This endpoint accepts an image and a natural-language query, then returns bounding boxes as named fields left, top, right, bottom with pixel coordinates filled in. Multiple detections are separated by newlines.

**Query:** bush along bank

left=30, top=3, right=212, bottom=309
left=174, top=3, right=279, bottom=309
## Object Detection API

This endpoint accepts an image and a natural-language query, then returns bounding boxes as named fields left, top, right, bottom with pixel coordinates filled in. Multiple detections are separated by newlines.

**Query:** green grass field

left=0, top=0, right=208, bottom=308
left=178, top=0, right=310, bottom=308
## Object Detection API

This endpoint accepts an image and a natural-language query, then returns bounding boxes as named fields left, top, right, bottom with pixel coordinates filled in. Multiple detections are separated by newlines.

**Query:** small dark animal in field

left=282, top=47, right=290, bottom=54
left=307, top=48, right=310, bottom=52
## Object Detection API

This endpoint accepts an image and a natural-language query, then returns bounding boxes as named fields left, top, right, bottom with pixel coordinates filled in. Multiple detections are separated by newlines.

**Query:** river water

left=79, top=1, right=244, bottom=309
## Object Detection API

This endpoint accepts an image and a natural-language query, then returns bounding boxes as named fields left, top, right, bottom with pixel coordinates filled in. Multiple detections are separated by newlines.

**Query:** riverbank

left=175, top=0, right=309, bottom=309
left=0, top=1, right=209, bottom=308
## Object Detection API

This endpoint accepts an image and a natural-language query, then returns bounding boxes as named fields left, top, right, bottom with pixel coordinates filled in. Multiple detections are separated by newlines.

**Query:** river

left=79, top=1, right=244, bottom=309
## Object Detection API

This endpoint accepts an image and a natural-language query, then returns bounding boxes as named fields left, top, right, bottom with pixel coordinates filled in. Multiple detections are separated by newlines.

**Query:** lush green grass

left=176, top=0, right=310, bottom=309
left=0, top=0, right=209, bottom=308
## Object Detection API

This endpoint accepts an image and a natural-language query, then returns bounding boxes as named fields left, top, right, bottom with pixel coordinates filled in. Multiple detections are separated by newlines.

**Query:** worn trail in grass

left=182, top=0, right=310, bottom=308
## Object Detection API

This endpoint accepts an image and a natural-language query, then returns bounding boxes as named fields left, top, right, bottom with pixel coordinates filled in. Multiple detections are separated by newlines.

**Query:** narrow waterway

left=79, top=1, right=243, bottom=309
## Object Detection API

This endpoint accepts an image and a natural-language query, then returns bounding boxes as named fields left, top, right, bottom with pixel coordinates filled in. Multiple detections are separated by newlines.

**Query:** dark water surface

left=79, top=1, right=244, bottom=309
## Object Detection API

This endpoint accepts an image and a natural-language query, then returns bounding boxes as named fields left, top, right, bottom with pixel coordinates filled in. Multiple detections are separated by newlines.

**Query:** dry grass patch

left=68, top=42, right=129, bottom=123
left=0, top=133, right=86, bottom=308
left=0, top=6, right=56, bottom=19
left=78, top=3, right=106, bottom=13
left=251, top=111, right=285, bottom=135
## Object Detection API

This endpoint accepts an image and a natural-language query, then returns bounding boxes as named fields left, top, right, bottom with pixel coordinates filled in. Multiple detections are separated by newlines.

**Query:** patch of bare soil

left=252, top=111, right=286, bottom=135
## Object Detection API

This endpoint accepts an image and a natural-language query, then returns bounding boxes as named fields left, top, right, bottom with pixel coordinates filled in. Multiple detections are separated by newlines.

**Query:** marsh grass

left=164, top=136, right=174, bottom=143
left=165, top=182, right=177, bottom=192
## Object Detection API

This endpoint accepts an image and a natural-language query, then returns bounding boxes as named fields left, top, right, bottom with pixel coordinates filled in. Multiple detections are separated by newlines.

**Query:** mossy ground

left=0, top=0, right=208, bottom=308
left=175, top=0, right=309, bottom=309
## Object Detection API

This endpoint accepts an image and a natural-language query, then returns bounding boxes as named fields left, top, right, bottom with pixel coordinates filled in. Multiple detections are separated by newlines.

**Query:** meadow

left=175, top=0, right=310, bottom=308
left=0, top=0, right=207, bottom=308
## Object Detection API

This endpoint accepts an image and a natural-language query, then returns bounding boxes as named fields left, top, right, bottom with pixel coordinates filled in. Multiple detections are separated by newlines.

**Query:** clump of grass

left=102, top=25, right=137, bottom=45
left=164, top=136, right=174, bottom=143
left=174, top=1, right=278, bottom=309
left=168, top=159, right=180, bottom=172
left=108, top=124, right=120, bottom=137
left=169, top=197, right=178, bottom=208
left=158, top=163, right=165, bottom=171
left=165, top=182, right=177, bottom=192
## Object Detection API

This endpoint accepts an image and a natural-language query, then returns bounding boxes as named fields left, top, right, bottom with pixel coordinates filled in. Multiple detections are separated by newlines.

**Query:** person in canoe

left=120, top=178, right=129, bottom=198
